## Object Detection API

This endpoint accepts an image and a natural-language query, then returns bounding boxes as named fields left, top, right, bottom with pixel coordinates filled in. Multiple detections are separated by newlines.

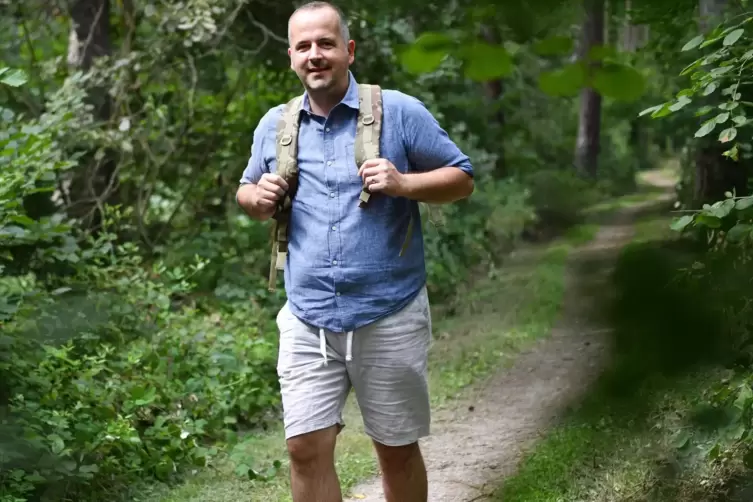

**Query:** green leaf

left=732, top=115, right=747, bottom=125
left=413, top=31, right=454, bottom=52
left=726, top=223, right=753, bottom=242
left=719, top=127, right=737, bottom=142
left=538, top=63, right=586, bottom=97
left=588, top=44, right=618, bottom=61
left=669, top=95, right=692, bottom=112
left=715, top=112, right=730, bottom=124
left=591, top=63, right=645, bottom=101
left=638, top=104, right=663, bottom=117
left=695, top=120, right=717, bottom=138
left=696, top=214, right=722, bottom=228
left=399, top=32, right=455, bottom=74
left=736, top=196, right=753, bottom=210
left=400, top=45, right=445, bottom=74
left=533, top=35, right=573, bottom=56
left=703, top=82, right=718, bottom=96
left=462, top=42, right=513, bottom=81
left=681, top=34, right=705, bottom=51
left=723, top=28, right=745, bottom=46
left=670, top=215, right=694, bottom=231
left=0, top=68, right=28, bottom=87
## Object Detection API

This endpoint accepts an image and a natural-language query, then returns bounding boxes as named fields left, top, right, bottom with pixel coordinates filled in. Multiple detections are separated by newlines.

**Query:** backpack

left=267, top=83, right=413, bottom=291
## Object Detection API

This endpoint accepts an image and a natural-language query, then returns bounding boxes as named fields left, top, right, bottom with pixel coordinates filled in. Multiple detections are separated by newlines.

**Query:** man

left=236, top=2, right=474, bottom=501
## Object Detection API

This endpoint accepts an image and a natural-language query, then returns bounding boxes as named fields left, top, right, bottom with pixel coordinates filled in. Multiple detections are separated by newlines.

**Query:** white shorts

left=275, top=286, right=432, bottom=447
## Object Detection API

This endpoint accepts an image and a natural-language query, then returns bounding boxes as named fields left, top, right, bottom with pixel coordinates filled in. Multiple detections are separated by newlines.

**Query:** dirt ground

left=345, top=188, right=674, bottom=502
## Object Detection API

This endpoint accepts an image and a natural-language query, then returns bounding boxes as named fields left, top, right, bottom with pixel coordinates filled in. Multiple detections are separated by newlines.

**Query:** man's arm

left=399, top=167, right=473, bottom=204
left=236, top=107, right=283, bottom=220
left=400, top=93, right=475, bottom=204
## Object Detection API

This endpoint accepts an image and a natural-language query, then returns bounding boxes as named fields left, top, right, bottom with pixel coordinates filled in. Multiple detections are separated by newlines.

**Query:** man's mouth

left=308, top=67, right=330, bottom=74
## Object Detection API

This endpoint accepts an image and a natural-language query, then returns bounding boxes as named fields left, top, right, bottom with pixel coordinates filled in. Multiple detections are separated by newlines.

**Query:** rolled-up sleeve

left=239, top=107, right=280, bottom=185
left=399, top=94, right=474, bottom=177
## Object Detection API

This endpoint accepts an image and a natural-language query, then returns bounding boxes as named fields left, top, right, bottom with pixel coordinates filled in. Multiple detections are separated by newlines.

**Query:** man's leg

left=372, top=441, right=427, bottom=502
left=276, top=302, right=351, bottom=502
left=288, top=425, right=342, bottom=502
left=348, top=286, right=432, bottom=502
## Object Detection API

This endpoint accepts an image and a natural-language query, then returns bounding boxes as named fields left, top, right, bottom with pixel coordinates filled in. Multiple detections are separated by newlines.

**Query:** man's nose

left=308, top=43, right=322, bottom=59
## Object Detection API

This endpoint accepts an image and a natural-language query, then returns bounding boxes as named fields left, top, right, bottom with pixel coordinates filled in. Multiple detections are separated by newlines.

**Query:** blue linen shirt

left=240, top=72, right=474, bottom=333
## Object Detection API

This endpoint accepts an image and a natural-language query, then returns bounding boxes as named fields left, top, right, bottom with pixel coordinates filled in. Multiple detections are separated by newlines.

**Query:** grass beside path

left=492, top=200, right=748, bottom=502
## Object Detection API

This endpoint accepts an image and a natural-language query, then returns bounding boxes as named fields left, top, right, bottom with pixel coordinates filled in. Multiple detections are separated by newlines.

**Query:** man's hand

left=358, top=158, right=407, bottom=198
left=237, top=173, right=289, bottom=220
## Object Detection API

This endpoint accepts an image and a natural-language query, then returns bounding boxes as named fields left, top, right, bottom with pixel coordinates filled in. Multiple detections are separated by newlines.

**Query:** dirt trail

left=345, top=189, right=674, bottom=502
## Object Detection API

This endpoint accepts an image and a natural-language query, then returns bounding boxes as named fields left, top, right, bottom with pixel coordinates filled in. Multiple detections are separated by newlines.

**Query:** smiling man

left=235, top=2, right=474, bottom=501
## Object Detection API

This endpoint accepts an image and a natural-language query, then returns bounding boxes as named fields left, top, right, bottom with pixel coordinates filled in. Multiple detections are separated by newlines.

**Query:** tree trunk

left=66, top=0, right=117, bottom=231
left=574, top=0, right=604, bottom=178
left=692, top=0, right=747, bottom=206
left=480, top=23, right=505, bottom=177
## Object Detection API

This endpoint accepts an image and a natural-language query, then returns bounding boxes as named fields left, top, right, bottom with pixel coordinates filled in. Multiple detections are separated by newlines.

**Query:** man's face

left=287, top=7, right=354, bottom=95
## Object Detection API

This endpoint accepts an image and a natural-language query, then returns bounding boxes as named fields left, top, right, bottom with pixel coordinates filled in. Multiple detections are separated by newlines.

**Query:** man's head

left=287, top=1, right=354, bottom=98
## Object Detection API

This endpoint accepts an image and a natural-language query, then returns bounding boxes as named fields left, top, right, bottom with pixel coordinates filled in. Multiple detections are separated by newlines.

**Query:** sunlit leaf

left=681, top=34, right=705, bottom=51
left=670, top=215, right=694, bottom=231
left=533, top=35, right=573, bottom=56
left=538, top=63, right=585, bottom=97
left=0, top=68, right=28, bottom=87
left=400, top=45, right=445, bottom=74
left=719, top=127, right=737, bottom=143
left=694, top=120, right=717, bottom=138
left=462, top=43, right=513, bottom=81
left=723, top=28, right=745, bottom=46
left=591, top=63, right=645, bottom=102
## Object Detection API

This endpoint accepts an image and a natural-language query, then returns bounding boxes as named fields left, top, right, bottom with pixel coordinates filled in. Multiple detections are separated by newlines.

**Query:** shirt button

left=327, top=161, right=332, bottom=166
left=331, top=225, right=337, bottom=231
left=329, top=192, right=335, bottom=198
left=332, top=260, right=338, bottom=265
left=336, top=292, right=341, bottom=297
left=326, top=127, right=331, bottom=132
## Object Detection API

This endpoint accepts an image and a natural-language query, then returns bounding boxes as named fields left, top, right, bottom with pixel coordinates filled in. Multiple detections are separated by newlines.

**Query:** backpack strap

left=268, top=95, right=304, bottom=291
left=354, top=84, right=383, bottom=208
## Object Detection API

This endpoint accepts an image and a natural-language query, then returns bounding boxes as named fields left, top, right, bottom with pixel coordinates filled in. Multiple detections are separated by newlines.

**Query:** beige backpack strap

left=354, top=84, right=383, bottom=208
left=268, top=95, right=304, bottom=291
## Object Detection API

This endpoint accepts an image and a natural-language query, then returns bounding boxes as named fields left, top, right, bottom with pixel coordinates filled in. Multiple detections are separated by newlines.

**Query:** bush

left=1, top=226, right=280, bottom=502
left=523, top=169, right=601, bottom=229
left=423, top=173, right=537, bottom=303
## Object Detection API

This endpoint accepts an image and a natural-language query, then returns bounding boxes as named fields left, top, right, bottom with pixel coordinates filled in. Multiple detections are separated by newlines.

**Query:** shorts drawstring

left=318, top=328, right=354, bottom=365
left=345, top=331, right=353, bottom=362
left=319, top=328, right=328, bottom=367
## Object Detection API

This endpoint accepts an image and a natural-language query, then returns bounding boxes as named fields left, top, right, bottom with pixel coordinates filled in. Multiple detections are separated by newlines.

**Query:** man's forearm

left=236, top=183, right=275, bottom=221
left=399, top=167, right=474, bottom=204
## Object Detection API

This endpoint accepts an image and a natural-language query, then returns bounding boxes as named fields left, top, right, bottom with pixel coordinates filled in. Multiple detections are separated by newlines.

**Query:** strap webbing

left=268, top=95, right=303, bottom=291
left=355, top=84, right=383, bottom=208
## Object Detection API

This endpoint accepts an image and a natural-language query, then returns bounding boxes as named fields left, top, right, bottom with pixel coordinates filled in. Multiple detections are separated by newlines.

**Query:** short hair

left=288, top=1, right=350, bottom=46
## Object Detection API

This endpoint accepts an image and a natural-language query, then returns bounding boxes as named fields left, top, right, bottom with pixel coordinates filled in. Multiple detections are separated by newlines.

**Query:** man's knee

left=287, top=425, right=339, bottom=470
left=373, top=440, right=422, bottom=472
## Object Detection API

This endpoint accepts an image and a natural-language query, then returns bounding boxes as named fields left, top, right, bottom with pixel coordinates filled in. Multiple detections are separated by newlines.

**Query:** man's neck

left=307, top=82, right=348, bottom=117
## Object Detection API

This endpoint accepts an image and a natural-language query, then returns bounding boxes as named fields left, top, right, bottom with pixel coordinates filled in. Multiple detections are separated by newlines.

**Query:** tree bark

left=66, top=0, right=117, bottom=230
left=480, top=23, right=505, bottom=177
left=574, top=0, right=604, bottom=178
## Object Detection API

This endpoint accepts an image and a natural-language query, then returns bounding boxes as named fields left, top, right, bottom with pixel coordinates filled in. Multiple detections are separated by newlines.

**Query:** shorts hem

left=364, top=426, right=430, bottom=447
left=284, top=418, right=345, bottom=440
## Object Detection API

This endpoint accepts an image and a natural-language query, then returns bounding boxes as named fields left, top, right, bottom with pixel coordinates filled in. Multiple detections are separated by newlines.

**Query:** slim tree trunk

left=574, top=0, right=604, bottom=178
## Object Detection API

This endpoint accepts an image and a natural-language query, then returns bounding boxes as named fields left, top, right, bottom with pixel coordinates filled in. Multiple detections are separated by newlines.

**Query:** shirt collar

left=300, top=70, right=360, bottom=114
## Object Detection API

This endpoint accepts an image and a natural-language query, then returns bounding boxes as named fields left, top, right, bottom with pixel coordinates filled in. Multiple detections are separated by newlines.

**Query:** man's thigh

left=276, top=302, right=351, bottom=440
left=349, top=286, right=432, bottom=447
